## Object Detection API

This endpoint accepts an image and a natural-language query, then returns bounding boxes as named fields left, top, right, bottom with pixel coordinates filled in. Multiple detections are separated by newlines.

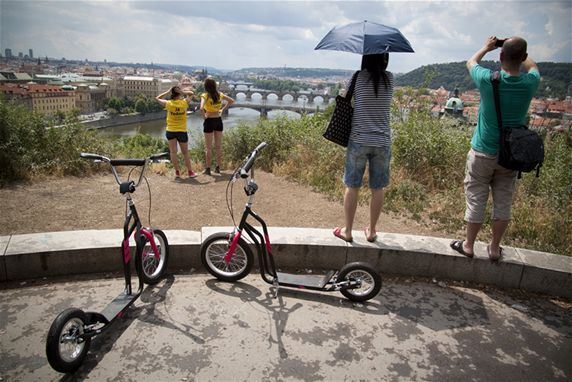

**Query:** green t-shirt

left=470, top=64, right=540, bottom=155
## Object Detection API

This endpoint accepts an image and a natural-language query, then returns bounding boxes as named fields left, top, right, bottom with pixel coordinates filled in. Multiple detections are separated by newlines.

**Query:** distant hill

left=395, top=61, right=572, bottom=99
left=229, top=67, right=354, bottom=80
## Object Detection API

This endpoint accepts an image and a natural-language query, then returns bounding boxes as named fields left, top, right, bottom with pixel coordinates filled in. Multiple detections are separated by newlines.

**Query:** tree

left=135, top=99, right=147, bottom=114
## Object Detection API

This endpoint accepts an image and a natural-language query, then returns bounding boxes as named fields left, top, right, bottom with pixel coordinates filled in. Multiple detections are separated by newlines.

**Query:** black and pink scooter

left=46, top=152, right=170, bottom=373
left=200, top=142, right=382, bottom=302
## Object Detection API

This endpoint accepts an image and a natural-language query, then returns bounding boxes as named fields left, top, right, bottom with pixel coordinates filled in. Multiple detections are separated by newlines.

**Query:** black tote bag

left=323, top=71, right=360, bottom=147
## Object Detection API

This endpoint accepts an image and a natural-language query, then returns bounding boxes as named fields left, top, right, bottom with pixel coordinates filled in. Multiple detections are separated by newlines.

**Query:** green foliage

left=113, top=133, right=168, bottom=159
left=391, top=102, right=471, bottom=190
left=104, top=94, right=163, bottom=115
left=396, top=61, right=572, bottom=99
left=385, top=179, right=427, bottom=218
left=249, top=78, right=304, bottom=92
left=0, top=100, right=113, bottom=183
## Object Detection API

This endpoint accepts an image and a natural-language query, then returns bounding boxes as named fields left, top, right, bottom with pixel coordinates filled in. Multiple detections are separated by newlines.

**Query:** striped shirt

left=348, top=70, right=394, bottom=148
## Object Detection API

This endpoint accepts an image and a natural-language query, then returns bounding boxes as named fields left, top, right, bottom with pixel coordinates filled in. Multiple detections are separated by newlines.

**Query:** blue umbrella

left=315, top=20, right=414, bottom=54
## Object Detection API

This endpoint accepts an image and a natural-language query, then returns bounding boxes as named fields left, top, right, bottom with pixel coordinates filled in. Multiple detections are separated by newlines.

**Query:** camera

left=495, top=38, right=506, bottom=47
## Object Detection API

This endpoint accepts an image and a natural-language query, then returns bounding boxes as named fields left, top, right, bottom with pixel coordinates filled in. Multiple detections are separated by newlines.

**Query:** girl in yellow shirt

left=200, top=78, right=235, bottom=175
left=155, top=86, right=197, bottom=179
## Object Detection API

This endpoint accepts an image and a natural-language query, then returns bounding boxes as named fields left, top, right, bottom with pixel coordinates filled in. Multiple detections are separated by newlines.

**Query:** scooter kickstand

left=273, top=278, right=280, bottom=299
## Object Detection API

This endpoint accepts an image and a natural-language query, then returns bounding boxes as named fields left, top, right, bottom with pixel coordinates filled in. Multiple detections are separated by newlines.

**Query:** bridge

left=226, top=100, right=329, bottom=117
left=223, top=88, right=334, bottom=116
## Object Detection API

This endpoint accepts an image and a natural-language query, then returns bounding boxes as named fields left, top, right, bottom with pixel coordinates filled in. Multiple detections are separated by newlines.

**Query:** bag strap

left=491, top=71, right=503, bottom=129
left=346, top=70, right=360, bottom=100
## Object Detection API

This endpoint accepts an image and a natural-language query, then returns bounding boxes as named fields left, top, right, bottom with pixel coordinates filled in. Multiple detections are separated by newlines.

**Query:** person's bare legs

left=168, top=139, right=180, bottom=174
left=490, top=219, right=509, bottom=255
left=342, top=187, right=359, bottom=240
left=204, top=132, right=213, bottom=170
left=179, top=141, right=193, bottom=174
left=214, top=130, right=223, bottom=169
left=368, top=188, right=384, bottom=240
left=463, top=222, right=481, bottom=256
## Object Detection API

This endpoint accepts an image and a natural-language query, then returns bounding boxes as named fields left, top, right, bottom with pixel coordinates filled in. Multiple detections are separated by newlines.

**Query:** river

left=100, top=94, right=331, bottom=140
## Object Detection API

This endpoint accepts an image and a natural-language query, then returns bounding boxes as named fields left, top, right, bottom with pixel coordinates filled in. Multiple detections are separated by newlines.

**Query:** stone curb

left=1, top=228, right=570, bottom=299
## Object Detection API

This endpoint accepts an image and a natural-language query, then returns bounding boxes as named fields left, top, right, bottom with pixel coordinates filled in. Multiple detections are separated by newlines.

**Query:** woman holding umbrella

left=315, top=21, right=413, bottom=242
left=333, top=53, right=394, bottom=242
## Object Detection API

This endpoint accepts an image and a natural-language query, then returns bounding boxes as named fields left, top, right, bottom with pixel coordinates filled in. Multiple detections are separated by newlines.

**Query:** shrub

left=0, top=100, right=113, bottom=184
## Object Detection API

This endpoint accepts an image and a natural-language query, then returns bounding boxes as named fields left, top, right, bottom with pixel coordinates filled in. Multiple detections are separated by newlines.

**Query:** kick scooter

left=200, top=142, right=382, bottom=302
left=46, top=151, right=170, bottom=373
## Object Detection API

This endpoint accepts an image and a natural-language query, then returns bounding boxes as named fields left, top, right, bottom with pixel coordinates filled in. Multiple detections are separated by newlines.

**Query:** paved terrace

left=1, top=227, right=570, bottom=299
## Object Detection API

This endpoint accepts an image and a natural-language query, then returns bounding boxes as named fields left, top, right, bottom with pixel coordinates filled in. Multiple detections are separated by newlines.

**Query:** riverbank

left=81, top=110, right=167, bottom=129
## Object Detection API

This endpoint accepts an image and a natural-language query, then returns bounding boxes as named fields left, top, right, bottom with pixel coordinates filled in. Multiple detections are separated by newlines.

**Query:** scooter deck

left=276, top=271, right=336, bottom=289
left=101, top=292, right=139, bottom=321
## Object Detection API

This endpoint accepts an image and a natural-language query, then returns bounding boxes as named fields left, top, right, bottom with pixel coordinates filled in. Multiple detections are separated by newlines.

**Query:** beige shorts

left=464, top=149, right=517, bottom=223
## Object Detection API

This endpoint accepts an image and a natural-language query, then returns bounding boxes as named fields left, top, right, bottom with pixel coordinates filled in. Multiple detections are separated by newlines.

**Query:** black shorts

left=203, top=117, right=224, bottom=133
left=165, top=131, right=189, bottom=143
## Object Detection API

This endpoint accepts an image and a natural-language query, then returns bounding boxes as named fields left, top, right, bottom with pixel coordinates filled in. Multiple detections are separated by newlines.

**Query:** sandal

left=364, top=227, right=377, bottom=242
left=450, top=240, right=474, bottom=258
left=487, top=245, right=503, bottom=262
left=333, top=227, right=353, bottom=243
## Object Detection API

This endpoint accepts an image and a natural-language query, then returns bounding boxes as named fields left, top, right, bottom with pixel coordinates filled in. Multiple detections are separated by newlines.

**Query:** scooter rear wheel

left=46, top=308, right=91, bottom=373
left=337, top=262, right=382, bottom=302
left=136, top=228, right=169, bottom=285
left=201, top=232, right=253, bottom=282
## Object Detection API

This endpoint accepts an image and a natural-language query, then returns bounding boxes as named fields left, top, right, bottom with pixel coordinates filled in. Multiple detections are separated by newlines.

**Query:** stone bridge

left=226, top=88, right=334, bottom=104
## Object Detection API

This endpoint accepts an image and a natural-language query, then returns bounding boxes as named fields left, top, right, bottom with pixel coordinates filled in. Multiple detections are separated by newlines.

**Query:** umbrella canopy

left=315, top=20, right=414, bottom=55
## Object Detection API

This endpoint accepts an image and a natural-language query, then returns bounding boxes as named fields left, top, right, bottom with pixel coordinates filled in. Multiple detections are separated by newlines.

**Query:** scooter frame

left=202, top=142, right=381, bottom=301
left=46, top=152, right=170, bottom=373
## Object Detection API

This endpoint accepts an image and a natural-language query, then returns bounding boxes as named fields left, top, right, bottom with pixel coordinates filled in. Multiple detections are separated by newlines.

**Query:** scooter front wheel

left=201, top=232, right=253, bottom=282
left=46, top=308, right=91, bottom=373
left=337, top=262, right=382, bottom=302
left=136, top=228, right=169, bottom=285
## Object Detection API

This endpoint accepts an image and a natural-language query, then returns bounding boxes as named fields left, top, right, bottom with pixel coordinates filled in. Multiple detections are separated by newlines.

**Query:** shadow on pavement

left=138, top=274, right=205, bottom=345
left=59, top=274, right=192, bottom=381
left=205, top=278, right=386, bottom=359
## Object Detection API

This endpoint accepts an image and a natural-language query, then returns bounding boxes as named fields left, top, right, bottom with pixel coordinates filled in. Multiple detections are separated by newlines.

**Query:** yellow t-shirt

left=201, top=92, right=225, bottom=113
left=165, top=99, right=188, bottom=132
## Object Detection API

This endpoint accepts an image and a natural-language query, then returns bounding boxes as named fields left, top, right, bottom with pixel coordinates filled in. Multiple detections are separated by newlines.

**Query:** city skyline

left=1, top=1, right=571, bottom=74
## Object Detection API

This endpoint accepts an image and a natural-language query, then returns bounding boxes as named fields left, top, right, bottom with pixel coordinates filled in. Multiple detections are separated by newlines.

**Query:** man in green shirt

left=450, top=36, right=540, bottom=260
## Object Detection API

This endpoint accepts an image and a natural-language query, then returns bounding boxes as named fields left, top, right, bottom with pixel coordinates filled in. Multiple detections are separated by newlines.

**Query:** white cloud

left=1, top=0, right=570, bottom=73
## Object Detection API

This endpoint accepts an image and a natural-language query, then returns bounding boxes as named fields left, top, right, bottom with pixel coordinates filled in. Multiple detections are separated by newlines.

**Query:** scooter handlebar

left=240, top=142, right=268, bottom=178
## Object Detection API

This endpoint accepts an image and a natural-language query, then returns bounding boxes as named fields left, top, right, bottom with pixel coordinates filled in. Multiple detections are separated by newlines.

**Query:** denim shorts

left=344, top=140, right=391, bottom=189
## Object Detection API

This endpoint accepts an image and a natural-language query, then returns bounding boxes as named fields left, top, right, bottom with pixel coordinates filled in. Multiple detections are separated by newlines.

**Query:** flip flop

left=487, top=245, right=503, bottom=262
left=364, top=227, right=377, bottom=242
left=333, top=227, right=353, bottom=243
left=450, top=240, right=474, bottom=258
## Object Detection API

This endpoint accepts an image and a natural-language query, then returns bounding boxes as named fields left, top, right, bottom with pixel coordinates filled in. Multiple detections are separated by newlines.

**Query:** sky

left=1, top=0, right=571, bottom=74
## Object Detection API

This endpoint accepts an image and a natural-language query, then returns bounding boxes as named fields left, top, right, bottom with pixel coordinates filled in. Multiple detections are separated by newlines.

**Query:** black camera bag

left=491, top=71, right=544, bottom=178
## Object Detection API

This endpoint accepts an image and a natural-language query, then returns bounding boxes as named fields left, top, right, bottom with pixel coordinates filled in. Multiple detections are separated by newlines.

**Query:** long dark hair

left=204, top=78, right=219, bottom=103
left=360, top=53, right=389, bottom=97
left=170, top=86, right=182, bottom=99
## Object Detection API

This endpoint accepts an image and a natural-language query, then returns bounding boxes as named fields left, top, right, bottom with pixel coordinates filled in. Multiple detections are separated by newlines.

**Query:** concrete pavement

left=1, top=227, right=571, bottom=299
left=1, top=273, right=570, bottom=381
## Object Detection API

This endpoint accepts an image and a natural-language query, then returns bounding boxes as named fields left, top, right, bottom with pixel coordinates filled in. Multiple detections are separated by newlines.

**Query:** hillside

left=229, top=67, right=354, bottom=80
left=395, top=61, right=572, bottom=99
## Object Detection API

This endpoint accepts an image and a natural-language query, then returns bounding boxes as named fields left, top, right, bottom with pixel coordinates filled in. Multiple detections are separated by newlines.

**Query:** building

left=29, top=49, right=34, bottom=59
left=5, top=49, right=12, bottom=59
left=0, top=83, right=33, bottom=110
left=73, top=84, right=107, bottom=114
left=114, top=76, right=177, bottom=98
left=0, top=83, right=75, bottom=115
left=0, top=71, right=34, bottom=83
